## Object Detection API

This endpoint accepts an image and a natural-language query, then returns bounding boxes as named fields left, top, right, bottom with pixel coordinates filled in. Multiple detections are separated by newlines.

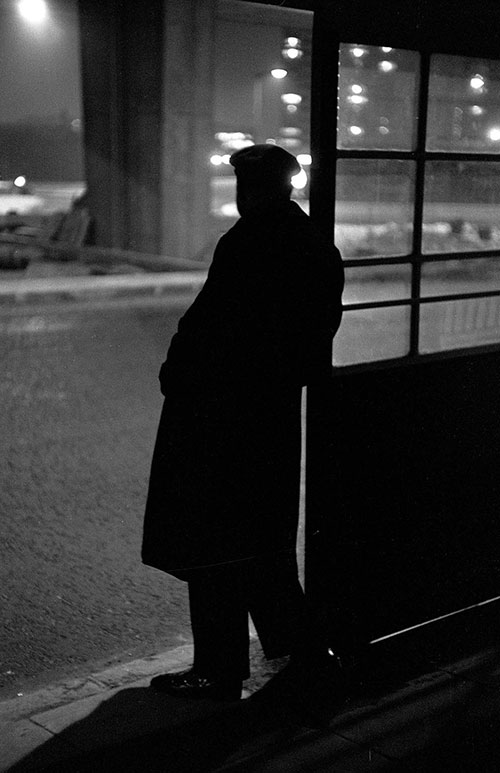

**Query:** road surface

left=0, top=298, right=193, bottom=699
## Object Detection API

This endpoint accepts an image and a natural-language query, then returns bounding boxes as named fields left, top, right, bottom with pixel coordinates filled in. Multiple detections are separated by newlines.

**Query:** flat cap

left=230, top=144, right=300, bottom=182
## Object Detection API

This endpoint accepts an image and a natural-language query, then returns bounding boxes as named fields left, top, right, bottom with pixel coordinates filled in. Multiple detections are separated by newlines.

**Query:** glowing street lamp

left=17, top=0, right=48, bottom=24
left=271, top=68, right=287, bottom=80
left=282, top=36, right=303, bottom=61
left=470, top=74, right=485, bottom=90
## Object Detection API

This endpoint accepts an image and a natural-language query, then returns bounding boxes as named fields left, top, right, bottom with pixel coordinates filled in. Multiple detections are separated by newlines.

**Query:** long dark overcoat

left=142, top=200, right=344, bottom=577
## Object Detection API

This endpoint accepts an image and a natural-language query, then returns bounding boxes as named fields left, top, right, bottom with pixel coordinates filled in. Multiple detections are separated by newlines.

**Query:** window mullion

left=409, top=52, right=431, bottom=356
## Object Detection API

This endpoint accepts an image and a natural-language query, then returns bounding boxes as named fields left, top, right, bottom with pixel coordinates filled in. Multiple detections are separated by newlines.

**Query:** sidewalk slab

left=0, top=720, right=55, bottom=772
left=0, top=271, right=207, bottom=304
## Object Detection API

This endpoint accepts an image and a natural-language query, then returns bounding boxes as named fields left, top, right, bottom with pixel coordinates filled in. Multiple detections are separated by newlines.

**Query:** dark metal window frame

left=316, top=43, right=500, bottom=369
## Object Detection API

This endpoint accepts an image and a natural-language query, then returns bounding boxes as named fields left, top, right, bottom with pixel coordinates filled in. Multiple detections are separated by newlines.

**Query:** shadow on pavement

left=7, top=684, right=310, bottom=773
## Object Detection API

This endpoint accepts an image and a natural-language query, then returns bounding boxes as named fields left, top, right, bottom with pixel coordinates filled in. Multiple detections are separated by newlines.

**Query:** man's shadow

left=7, top=683, right=306, bottom=773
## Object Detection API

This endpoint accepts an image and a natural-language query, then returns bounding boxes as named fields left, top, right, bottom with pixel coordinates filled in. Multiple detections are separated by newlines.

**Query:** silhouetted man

left=142, top=144, right=344, bottom=701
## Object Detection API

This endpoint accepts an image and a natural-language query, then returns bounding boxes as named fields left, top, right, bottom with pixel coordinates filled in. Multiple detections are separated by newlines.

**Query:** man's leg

left=245, top=550, right=327, bottom=663
left=189, top=563, right=251, bottom=681
left=150, top=561, right=250, bottom=699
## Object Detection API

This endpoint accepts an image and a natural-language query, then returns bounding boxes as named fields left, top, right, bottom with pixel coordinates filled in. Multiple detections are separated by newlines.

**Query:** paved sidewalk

left=0, top=271, right=207, bottom=306
left=3, top=608, right=500, bottom=772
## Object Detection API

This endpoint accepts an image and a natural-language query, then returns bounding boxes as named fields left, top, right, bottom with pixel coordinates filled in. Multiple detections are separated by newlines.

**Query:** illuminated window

left=334, top=45, right=500, bottom=365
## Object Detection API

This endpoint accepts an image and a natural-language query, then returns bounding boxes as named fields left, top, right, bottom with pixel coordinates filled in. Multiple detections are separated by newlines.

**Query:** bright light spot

left=379, top=60, right=397, bottom=72
left=351, top=47, right=366, bottom=58
left=297, top=153, right=312, bottom=165
left=14, top=176, right=26, bottom=188
left=210, top=154, right=223, bottom=166
left=291, top=168, right=307, bottom=190
left=283, top=48, right=301, bottom=60
left=221, top=203, right=238, bottom=217
left=18, top=0, right=47, bottom=24
left=488, top=127, right=500, bottom=141
left=281, top=127, right=302, bottom=137
left=348, top=95, right=367, bottom=105
left=349, top=125, right=364, bottom=136
left=470, top=74, right=485, bottom=90
left=281, top=93, right=302, bottom=105
left=221, top=154, right=231, bottom=164
left=470, top=105, right=484, bottom=116
left=286, top=37, right=300, bottom=47
left=379, top=126, right=390, bottom=135
left=286, top=105, right=298, bottom=114
left=381, top=47, right=393, bottom=53
left=271, top=68, right=287, bottom=79
left=216, top=132, right=247, bottom=141
left=351, top=84, right=363, bottom=94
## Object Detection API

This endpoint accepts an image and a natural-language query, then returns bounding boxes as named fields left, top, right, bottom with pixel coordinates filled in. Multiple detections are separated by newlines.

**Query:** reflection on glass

left=420, top=297, right=500, bottom=353
left=335, top=159, right=415, bottom=258
left=210, top=2, right=313, bottom=231
left=423, top=162, right=500, bottom=254
left=427, top=54, right=500, bottom=153
left=421, top=258, right=500, bottom=296
left=343, top=265, right=411, bottom=304
left=337, top=43, right=419, bottom=151
left=332, top=306, right=410, bottom=365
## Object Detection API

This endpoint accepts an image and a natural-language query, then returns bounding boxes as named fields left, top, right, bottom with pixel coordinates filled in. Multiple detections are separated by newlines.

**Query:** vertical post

left=160, top=0, right=216, bottom=261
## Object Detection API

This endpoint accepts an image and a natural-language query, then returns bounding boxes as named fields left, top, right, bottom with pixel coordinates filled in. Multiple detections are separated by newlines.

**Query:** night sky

left=0, top=0, right=81, bottom=124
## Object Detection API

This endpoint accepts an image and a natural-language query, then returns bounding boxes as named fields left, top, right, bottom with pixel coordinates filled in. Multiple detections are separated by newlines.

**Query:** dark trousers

left=188, top=550, right=319, bottom=681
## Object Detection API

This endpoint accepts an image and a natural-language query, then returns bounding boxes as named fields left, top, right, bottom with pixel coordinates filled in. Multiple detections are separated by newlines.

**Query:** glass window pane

left=333, top=306, right=410, bottom=366
left=211, top=3, right=312, bottom=226
left=423, top=161, right=500, bottom=254
left=343, top=265, right=411, bottom=304
left=422, top=258, right=500, bottom=297
left=427, top=54, right=500, bottom=153
left=337, top=44, right=419, bottom=151
left=335, top=159, right=415, bottom=258
left=420, top=297, right=500, bottom=353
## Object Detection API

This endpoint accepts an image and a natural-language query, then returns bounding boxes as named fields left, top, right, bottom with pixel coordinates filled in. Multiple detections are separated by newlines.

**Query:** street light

left=17, top=0, right=48, bottom=24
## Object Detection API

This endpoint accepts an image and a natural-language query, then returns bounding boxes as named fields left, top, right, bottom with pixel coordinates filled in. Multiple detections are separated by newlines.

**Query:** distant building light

left=351, top=84, right=363, bottom=94
left=265, top=138, right=277, bottom=145
left=283, top=48, right=302, bottom=60
left=470, top=74, right=485, bottom=90
left=291, top=168, right=308, bottom=190
left=379, top=60, right=397, bottom=73
left=210, top=154, right=223, bottom=166
left=281, top=93, right=302, bottom=105
left=18, top=0, right=48, bottom=24
left=381, top=46, right=393, bottom=53
left=379, top=126, right=390, bottom=135
left=221, top=154, right=231, bottom=164
left=14, top=176, right=26, bottom=188
left=351, top=47, right=366, bottom=58
left=470, top=105, right=484, bottom=116
left=348, top=95, right=368, bottom=105
left=71, top=118, right=81, bottom=132
left=488, top=127, right=500, bottom=141
left=297, top=153, right=312, bottom=165
left=286, top=37, right=300, bottom=48
left=349, top=125, right=364, bottom=136
left=286, top=105, right=298, bottom=114
left=215, top=132, right=249, bottom=142
left=271, top=68, right=287, bottom=79
left=281, top=127, right=302, bottom=137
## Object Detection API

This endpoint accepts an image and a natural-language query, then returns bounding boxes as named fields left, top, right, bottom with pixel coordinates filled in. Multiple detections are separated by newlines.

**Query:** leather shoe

left=150, top=668, right=242, bottom=701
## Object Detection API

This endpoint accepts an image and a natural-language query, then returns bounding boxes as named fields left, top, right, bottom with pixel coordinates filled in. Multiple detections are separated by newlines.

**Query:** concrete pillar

left=78, top=0, right=215, bottom=260
left=160, top=0, right=216, bottom=261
